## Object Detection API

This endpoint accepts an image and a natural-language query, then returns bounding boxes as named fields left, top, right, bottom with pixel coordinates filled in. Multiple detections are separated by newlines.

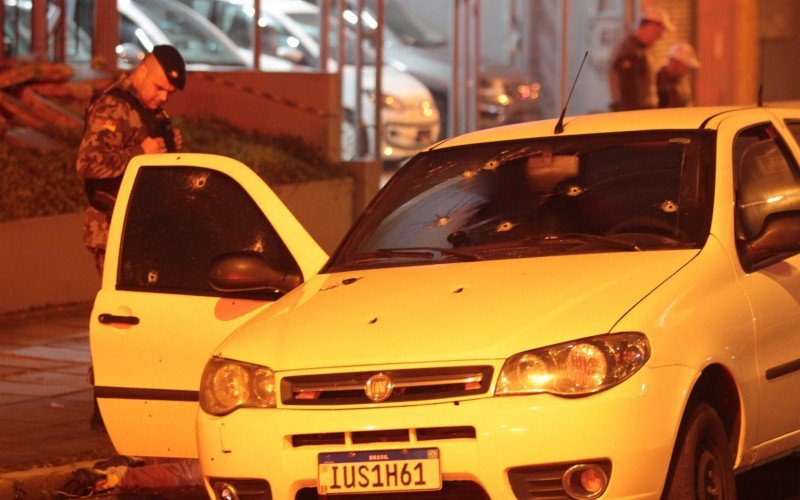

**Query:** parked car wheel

left=341, top=112, right=368, bottom=162
left=341, top=117, right=357, bottom=161
left=663, top=403, right=736, bottom=499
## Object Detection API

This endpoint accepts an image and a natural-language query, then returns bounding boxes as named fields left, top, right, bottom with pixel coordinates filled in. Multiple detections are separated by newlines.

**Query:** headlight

left=419, top=99, right=436, bottom=117
left=479, top=81, right=510, bottom=105
left=495, top=332, right=649, bottom=397
left=368, top=91, right=404, bottom=111
left=199, top=357, right=276, bottom=416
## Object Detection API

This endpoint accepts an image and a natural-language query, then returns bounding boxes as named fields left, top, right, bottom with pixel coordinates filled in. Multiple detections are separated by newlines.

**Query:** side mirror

left=742, top=210, right=800, bottom=271
left=207, top=251, right=302, bottom=295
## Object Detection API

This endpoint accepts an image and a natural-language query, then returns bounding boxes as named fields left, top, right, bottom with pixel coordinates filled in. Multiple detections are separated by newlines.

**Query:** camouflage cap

left=151, top=45, right=186, bottom=90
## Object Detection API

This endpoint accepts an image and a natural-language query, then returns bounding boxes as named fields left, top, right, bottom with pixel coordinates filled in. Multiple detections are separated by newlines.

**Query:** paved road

left=737, top=453, right=800, bottom=499
left=0, top=304, right=115, bottom=472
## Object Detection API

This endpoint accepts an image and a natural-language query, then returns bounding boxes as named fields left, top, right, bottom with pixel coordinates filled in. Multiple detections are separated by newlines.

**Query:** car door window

left=120, top=14, right=153, bottom=52
left=118, top=166, right=301, bottom=296
left=262, top=14, right=315, bottom=66
left=785, top=121, right=800, bottom=149
left=211, top=2, right=252, bottom=48
left=735, top=123, right=800, bottom=241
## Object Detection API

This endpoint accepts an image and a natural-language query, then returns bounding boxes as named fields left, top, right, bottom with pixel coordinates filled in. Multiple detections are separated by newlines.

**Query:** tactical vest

left=84, top=87, right=175, bottom=213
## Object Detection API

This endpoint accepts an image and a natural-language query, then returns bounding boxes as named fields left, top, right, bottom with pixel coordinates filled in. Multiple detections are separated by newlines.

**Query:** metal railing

left=2, top=0, right=552, bottom=160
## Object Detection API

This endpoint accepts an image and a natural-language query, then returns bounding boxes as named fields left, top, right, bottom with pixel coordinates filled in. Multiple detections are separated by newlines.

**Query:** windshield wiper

left=342, top=247, right=482, bottom=265
left=488, top=233, right=639, bottom=253
left=532, top=233, right=641, bottom=251
left=387, top=247, right=483, bottom=261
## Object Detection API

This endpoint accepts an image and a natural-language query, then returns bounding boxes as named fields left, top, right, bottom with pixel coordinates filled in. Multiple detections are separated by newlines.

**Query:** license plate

left=318, top=448, right=441, bottom=495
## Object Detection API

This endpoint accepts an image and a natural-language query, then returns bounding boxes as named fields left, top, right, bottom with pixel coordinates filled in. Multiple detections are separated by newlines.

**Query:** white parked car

left=92, top=106, right=800, bottom=499
left=2, top=0, right=248, bottom=68
left=181, top=0, right=441, bottom=163
left=116, top=0, right=249, bottom=68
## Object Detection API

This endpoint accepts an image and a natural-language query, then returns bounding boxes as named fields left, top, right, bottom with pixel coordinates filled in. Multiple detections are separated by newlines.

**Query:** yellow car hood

left=218, top=250, right=698, bottom=370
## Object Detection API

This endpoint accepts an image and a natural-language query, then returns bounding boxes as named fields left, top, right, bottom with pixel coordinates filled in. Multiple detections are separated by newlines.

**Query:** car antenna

left=554, top=51, right=588, bottom=134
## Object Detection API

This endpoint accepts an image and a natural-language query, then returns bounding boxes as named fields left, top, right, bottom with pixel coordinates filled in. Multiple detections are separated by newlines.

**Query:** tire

left=662, top=403, right=736, bottom=499
left=341, top=111, right=369, bottom=162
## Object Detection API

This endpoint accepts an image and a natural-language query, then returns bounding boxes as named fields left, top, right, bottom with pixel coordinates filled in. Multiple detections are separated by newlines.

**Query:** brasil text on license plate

left=318, top=448, right=441, bottom=494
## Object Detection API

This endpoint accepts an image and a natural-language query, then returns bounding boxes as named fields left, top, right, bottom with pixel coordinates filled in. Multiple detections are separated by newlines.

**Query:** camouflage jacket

left=77, top=75, right=148, bottom=250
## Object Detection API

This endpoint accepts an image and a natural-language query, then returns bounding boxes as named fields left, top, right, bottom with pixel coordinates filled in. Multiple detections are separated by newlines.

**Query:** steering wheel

left=605, top=216, right=688, bottom=242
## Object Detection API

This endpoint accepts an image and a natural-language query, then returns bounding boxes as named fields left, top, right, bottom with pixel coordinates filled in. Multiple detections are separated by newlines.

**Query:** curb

left=0, top=460, right=95, bottom=499
left=0, top=301, right=93, bottom=328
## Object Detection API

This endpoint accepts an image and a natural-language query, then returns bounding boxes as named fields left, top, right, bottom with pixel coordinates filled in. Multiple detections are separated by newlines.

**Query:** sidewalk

left=0, top=303, right=116, bottom=497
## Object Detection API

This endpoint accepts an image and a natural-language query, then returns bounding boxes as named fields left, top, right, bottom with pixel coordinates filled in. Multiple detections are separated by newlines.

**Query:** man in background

left=608, top=6, right=675, bottom=111
left=657, top=41, right=701, bottom=108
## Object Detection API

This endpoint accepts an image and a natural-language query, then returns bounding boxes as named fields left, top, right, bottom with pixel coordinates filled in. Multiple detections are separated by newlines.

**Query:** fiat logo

left=365, top=373, right=394, bottom=403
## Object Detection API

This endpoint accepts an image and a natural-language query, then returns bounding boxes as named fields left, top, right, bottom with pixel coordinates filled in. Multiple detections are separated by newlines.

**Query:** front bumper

left=479, top=97, right=539, bottom=129
left=381, top=121, right=441, bottom=161
left=198, top=364, right=694, bottom=499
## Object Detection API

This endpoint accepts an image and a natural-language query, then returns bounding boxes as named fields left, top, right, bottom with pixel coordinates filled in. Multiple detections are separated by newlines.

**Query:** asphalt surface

left=0, top=303, right=799, bottom=499
left=0, top=303, right=204, bottom=499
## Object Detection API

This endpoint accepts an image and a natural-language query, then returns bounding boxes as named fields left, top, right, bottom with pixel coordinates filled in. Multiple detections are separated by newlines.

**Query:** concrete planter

left=0, top=177, right=354, bottom=315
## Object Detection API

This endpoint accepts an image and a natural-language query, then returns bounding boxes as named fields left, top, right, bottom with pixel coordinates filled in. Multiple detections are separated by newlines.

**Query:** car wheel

left=663, top=403, right=736, bottom=499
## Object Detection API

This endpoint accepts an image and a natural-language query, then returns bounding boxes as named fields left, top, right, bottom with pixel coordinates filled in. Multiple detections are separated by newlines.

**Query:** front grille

left=281, top=366, right=492, bottom=406
left=507, top=460, right=612, bottom=499
left=292, top=426, right=476, bottom=448
left=353, top=428, right=410, bottom=444
left=384, top=123, right=438, bottom=149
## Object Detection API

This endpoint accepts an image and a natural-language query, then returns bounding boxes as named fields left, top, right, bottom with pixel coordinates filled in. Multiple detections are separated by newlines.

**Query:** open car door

left=90, top=153, right=328, bottom=458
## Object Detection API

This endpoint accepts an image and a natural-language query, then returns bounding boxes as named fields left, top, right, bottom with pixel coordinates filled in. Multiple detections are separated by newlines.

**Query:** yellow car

left=93, top=106, right=800, bottom=499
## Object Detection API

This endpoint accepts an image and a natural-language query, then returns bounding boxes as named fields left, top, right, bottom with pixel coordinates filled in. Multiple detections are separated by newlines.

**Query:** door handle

left=98, top=313, right=140, bottom=325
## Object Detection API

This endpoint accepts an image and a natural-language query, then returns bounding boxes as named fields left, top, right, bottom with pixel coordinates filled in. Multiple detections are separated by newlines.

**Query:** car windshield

left=286, top=12, right=376, bottom=66
left=334, top=0, right=447, bottom=47
left=380, top=0, right=447, bottom=47
left=327, top=130, right=716, bottom=271
left=132, top=0, right=245, bottom=65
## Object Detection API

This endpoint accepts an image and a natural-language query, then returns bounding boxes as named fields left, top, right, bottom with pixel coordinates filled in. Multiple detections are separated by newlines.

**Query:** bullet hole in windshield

left=461, top=169, right=479, bottom=180
left=661, top=200, right=679, bottom=213
left=567, top=185, right=585, bottom=197
left=436, top=215, right=451, bottom=227
left=188, top=173, right=210, bottom=190
left=483, top=159, right=500, bottom=171
left=496, top=221, right=515, bottom=232
left=147, top=270, right=158, bottom=285
left=249, top=237, right=265, bottom=253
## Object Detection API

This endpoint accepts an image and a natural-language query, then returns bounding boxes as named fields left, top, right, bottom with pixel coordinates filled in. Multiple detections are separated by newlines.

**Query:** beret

left=152, top=45, right=186, bottom=90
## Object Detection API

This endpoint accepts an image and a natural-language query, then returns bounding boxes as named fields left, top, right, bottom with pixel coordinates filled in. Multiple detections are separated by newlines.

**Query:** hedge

left=0, top=116, right=346, bottom=223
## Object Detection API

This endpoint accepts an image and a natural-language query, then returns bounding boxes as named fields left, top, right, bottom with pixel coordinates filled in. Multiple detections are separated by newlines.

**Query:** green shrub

left=0, top=128, right=84, bottom=222
left=175, top=116, right=346, bottom=185
left=0, top=117, right=346, bottom=223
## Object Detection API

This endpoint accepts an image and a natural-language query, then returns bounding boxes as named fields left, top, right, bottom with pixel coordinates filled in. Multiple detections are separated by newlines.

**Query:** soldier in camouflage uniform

left=71, top=46, right=206, bottom=494
left=76, top=45, right=185, bottom=437
left=77, top=45, right=186, bottom=274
